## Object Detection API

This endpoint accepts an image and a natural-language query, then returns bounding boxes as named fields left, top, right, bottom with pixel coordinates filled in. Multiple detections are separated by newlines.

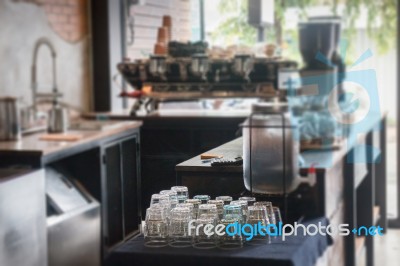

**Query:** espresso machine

left=117, top=42, right=298, bottom=115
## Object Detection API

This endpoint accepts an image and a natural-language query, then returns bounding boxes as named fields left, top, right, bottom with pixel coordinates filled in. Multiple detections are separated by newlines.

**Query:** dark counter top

left=176, top=137, right=344, bottom=174
left=176, top=111, right=385, bottom=174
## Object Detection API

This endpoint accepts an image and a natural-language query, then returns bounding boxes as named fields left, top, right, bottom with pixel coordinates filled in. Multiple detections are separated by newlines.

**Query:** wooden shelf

left=373, top=206, right=381, bottom=226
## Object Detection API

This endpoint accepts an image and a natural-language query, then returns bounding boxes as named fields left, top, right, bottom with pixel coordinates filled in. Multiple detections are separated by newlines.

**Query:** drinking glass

left=223, top=205, right=243, bottom=223
left=230, top=200, right=248, bottom=222
left=171, top=186, right=189, bottom=200
left=273, top=207, right=282, bottom=225
left=192, top=215, right=217, bottom=249
left=153, top=194, right=172, bottom=221
left=150, top=194, right=169, bottom=206
left=254, top=201, right=275, bottom=225
left=160, top=190, right=178, bottom=208
left=144, top=206, right=169, bottom=247
left=239, top=196, right=256, bottom=206
left=169, top=207, right=193, bottom=247
left=193, top=195, right=211, bottom=204
left=185, top=199, right=201, bottom=219
left=246, top=206, right=270, bottom=244
left=218, top=218, right=243, bottom=249
left=197, top=204, right=218, bottom=221
left=207, top=200, right=224, bottom=221
left=215, top=196, right=233, bottom=205
left=177, top=195, right=188, bottom=203
left=176, top=203, right=195, bottom=220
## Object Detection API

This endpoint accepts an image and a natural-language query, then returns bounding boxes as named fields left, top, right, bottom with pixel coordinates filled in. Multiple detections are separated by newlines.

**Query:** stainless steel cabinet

left=0, top=169, right=47, bottom=266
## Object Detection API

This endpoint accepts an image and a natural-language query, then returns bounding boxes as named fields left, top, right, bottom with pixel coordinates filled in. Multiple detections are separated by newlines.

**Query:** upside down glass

left=192, top=215, right=217, bottom=249
left=254, top=201, right=275, bottom=225
left=193, top=195, right=211, bottom=204
left=176, top=203, right=195, bottom=220
left=273, top=207, right=282, bottom=225
left=197, top=204, right=218, bottom=221
left=218, top=218, right=243, bottom=249
left=160, top=190, right=178, bottom=208
left=207, top=200, right=224, bottom=221
left=185, top=199, right=201, bottom=219
left=230, top=200, right=248, bottom=222
left=223, top=205, right=243, bottom=223
left=169, top=207, right=193, bottom=247
left=215, top=196, right=233, bottom=205
left=239, top=196, right=256, bottom=206
left=171, top=186, right=189, bottom=202
left=150, top=194, right=169, bottom=206
left=144, top=206, right=169, bottom=247
left=246, top=205, right=270, bottom=244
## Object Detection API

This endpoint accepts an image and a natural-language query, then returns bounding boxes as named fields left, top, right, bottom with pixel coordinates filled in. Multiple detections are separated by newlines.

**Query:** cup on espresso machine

left=190, top=54, right=209, bottom=81
left=149, top=55, right=167, bottom=80
left=232, top=54, right=254, bottom=81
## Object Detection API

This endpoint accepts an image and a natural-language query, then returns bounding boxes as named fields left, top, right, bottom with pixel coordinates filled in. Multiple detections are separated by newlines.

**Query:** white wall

left=0, top=0, right=90, bottom=111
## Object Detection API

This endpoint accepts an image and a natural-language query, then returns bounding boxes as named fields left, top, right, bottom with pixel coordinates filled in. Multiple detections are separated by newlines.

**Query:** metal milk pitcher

left=0, top=97, right=21, bottom=140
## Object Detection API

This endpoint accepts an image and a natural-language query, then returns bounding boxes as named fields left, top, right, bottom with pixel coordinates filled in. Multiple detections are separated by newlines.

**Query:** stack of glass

left=144, top=188, right=283, bottom=249
left=171, top=186, right=189, bottom=203
left=207, top=200, right=224, bottom=221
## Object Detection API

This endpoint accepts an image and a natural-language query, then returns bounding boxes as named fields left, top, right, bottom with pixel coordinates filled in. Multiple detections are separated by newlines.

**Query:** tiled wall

left=127, top=0, right=192, bottom=59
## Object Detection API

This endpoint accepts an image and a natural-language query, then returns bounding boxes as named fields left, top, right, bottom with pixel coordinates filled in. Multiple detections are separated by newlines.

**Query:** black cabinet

left=102, top=135, right=141, bottom=249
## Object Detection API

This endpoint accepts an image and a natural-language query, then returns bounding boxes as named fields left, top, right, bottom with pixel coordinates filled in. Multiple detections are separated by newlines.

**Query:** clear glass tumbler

left=185, top=199, right=201, bottom=219
left=223, top=205, right=243, bottom=223
left=160, top=190, right=178, bottom=208
left=273, top=207, right=282, bottom=225
left=193, top=195, right=211, bottom=204
left=246, top=205, right=270, bottom=244
left=176, top=203, right=195, bottom=220
left=218, top=218, right=243, bottom=249
left=192, top=215, right=217, bottom=249
left=215, top=196, right=233, bottom=205
left=197, top=204, right=218, bottom=221
left=239, top=196, right=256, bottom=206
left=150, top=194, right=169, bottom=206
left=230, top=200, right=248, bottom=222
left=168, top=206, right=193, bottom=247
left=254, top=201, right=275, bottom=225
left=207, top=200, right=224, bottom=221
left=171, top=186, right=189, bottom=201
left=144, top=206, right=169, bottom=247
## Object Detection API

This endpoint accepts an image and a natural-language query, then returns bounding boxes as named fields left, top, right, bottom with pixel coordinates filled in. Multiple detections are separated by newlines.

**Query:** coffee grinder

left=298, top=17, right=344, bottom=105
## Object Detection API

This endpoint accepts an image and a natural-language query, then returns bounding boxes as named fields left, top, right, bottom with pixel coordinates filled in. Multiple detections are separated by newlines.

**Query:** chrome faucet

left=31, top=37, right=60, bottom=115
